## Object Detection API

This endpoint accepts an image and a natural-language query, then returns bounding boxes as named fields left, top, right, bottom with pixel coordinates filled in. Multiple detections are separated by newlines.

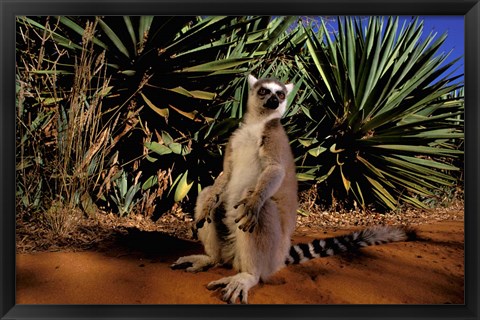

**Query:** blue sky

left=416, top=15, right=464, bottom=81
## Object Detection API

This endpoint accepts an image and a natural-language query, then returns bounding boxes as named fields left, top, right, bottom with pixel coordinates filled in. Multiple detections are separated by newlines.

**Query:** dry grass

left=17, top=18, right=111, bottom=213
left=40, top=201, right=83, bottom=237
left=16, top=17, right=161, bottom=221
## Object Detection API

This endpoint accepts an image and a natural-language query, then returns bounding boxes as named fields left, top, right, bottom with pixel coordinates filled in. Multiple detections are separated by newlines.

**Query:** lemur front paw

left=234, top=193, right=261, bottom=233
left=196, top=192, right=222, bottom=229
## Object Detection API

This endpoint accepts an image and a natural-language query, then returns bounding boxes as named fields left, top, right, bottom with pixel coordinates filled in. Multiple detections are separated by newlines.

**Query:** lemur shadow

left=100, top=227, right=203, bottom=262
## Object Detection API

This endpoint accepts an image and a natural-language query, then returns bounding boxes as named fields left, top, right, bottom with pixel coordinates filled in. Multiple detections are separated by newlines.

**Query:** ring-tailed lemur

left=171, top=75, right=415, bottom=304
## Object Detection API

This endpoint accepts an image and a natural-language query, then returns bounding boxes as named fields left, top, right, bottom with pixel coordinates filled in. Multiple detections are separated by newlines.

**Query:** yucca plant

left=293, top=16, right=464, bottom=211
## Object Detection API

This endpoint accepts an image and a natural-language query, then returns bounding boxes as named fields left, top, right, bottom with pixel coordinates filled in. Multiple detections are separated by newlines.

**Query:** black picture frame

left=2, top=1, right=479, bottom=319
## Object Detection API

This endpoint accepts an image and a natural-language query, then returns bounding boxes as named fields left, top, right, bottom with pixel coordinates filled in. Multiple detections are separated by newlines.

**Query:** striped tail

left=286, top=225, right=415, bottom=265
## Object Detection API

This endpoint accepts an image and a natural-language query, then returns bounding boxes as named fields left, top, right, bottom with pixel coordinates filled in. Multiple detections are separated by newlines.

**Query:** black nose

left=264, top=96, right=279, bottom=109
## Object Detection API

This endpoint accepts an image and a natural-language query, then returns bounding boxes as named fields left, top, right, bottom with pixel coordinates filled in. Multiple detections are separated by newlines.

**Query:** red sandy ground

left=16, top=219, right=464, bottom=304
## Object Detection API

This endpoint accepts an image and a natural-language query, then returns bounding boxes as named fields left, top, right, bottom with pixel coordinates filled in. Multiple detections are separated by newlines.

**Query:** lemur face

left=247, top=75, right=294, bottom=118
left=257, top=86, right=286, bottom=110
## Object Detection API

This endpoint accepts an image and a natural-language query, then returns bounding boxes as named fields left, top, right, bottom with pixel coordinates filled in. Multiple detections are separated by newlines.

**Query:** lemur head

left=245, top=75, right=294, bottom=123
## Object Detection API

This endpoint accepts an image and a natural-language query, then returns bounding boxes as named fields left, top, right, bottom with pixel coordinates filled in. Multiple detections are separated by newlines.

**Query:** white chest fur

left=227, top=121, right=266, bottom=204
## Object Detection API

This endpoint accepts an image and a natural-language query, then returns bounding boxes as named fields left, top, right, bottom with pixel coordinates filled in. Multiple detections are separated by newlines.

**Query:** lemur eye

left=276, top=91, right=286, bottom=100
left=258, top=88, right=270, bottom=96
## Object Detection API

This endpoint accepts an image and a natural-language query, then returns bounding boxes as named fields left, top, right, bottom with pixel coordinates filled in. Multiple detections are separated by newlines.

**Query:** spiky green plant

left=293, top=16, right=464, bottom=210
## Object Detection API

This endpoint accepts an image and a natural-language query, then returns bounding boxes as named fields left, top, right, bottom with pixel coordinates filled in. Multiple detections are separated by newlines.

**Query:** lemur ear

left=248, top=74, right=258, bottom=89
left=285, top=83, right=294, bottom=96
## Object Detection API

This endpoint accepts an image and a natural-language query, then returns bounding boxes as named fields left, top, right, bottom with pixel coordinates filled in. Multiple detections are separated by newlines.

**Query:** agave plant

left=293, top=16, right=464, bottom=210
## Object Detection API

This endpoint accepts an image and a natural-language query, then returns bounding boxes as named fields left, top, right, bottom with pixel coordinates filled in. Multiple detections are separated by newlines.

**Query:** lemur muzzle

left=264, top=96, right=279, bottom=109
